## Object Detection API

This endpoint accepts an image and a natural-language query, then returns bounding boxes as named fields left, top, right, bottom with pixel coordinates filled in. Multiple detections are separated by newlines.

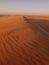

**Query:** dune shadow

left=23, top=16, right=49, bottom=64
left=23, top=16, right=49, bottom=37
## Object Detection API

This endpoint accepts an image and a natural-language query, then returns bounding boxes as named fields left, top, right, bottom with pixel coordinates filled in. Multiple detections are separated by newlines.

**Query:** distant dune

left=0, top=16, right=49, bottom=65
left=26, top=16, right=49, bottom=20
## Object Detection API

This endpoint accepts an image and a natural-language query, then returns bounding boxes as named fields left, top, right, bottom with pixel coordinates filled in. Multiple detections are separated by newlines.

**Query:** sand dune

left=0, top=16, right=49, bottom=65
left=26, top=16, right=49, bottom=20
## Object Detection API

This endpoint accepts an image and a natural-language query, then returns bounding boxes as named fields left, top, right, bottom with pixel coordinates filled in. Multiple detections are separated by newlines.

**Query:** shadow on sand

left=23, top=16, right=49, bottom=37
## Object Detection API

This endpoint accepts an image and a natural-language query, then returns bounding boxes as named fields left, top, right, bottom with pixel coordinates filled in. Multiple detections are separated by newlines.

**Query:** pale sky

left=0, top=0, right=49, bottom=15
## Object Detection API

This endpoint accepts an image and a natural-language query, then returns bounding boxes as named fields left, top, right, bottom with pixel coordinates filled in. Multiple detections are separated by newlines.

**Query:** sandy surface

left=26, top=16, right=49, bottom=20
left=0, top=16, right=49, bottom=65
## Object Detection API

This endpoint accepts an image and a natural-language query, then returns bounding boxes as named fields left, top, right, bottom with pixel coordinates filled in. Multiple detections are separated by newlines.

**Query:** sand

left=0, top=16, right=49, bottom=65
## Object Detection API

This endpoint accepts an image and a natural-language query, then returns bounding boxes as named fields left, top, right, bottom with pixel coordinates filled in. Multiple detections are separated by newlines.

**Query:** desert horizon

left=0, top=0, right=49, bottom=65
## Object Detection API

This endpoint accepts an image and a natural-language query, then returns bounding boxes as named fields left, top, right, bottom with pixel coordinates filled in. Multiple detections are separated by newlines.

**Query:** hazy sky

left=0, top=0, right=49, bottom=15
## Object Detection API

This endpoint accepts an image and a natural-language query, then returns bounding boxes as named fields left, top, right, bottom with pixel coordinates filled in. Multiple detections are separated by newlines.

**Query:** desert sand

left=0, top=16, right=49, bottom=65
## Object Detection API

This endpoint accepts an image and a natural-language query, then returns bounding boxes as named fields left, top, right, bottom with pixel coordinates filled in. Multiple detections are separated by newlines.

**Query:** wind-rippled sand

left=0, top=16, right=49, bottom=65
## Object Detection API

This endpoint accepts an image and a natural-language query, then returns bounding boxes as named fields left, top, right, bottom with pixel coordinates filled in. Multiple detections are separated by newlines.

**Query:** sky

left=0, top=0, right=49, bottom=16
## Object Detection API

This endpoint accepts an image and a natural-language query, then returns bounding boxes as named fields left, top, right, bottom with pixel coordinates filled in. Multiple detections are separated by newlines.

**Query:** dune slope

left=0, top=16, right=49, bottom=65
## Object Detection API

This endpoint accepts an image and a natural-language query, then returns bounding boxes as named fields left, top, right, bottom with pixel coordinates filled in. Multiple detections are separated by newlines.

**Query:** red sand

left=0, top=16, right=49, bottom=65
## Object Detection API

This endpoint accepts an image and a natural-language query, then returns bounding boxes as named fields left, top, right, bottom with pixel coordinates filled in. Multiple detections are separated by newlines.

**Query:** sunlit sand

left=0, top=16, right=49, bottom=65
